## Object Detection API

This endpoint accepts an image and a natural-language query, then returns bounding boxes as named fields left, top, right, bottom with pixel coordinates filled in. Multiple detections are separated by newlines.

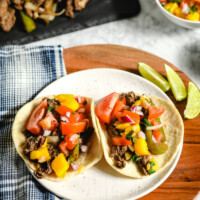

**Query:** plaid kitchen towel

left=0, top=45, right=66, bottom=200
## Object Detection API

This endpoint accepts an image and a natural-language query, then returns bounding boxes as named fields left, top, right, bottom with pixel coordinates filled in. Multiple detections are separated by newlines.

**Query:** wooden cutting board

left=63, top=44, right=200, bottom=200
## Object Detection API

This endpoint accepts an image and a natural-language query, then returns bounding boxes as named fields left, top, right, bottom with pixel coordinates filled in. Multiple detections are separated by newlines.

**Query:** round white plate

left=34, top=68, right=182, bottom=200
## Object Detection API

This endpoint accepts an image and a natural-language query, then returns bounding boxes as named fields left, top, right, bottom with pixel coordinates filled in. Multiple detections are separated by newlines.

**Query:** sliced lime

left=138, top=62, right=170, bottom=92
left=165, top=64, right=187, bottom=101
left=184, top=82, right=200, bottom=119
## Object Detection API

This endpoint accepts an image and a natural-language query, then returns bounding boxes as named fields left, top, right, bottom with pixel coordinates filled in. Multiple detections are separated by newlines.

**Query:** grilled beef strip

left=65, top=0, right=74, bottom=18
left=34, top=160, right=53, bottom=179
left=136, top=156, right=150, bottom=176
left=74, top=0, right=89, bottom=11
left=120, top=92, right=140, bottom=107
left=24, top=135, right=44, bottom=155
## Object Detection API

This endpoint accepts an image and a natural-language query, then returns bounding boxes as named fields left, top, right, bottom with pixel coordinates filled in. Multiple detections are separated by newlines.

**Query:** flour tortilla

left=95, top=95, right=184, bottom=178
left=12, top=95, right=103, bottom=182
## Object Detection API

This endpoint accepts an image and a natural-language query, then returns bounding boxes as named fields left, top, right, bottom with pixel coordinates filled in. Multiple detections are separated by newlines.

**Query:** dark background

left=0, top=0, right=140, bottom=45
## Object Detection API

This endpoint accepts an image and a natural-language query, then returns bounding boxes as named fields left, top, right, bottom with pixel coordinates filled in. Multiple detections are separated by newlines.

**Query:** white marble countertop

left=31, top=0, right=200, bottom=87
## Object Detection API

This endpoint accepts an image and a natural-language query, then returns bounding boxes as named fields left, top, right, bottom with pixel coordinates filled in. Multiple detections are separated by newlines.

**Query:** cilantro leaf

left=171, top=0, right=181, bottom=3
left=144, top=117, right=152, bottom=127
left=148, top=169, right=156, bottom=175
left=83, top=100, right=87, bottom=105
left=126, top=131, right=133, bottom=140
left=72, top=112, right=76, bottom=115
left=132, top=136, right=136, bottom=144
left=47, top=106, right=54, bottom=111
left=131, top=154, right=142, bottom=162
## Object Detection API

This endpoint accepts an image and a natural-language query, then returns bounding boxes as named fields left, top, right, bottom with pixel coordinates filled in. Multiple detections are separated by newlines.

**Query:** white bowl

left=155, top=0, right=200, bottom=29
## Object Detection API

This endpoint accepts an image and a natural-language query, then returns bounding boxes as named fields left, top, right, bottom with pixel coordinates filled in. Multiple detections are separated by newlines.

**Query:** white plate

left=34, top=68, right=182, bottom=200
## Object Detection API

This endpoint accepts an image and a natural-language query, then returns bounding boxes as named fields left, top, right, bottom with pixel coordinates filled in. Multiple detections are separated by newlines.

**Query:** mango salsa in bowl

left=155, top=0, right=200, bottom=28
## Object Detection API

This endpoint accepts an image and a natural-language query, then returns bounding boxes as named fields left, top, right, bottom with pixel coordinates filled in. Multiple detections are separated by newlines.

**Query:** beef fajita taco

left=95, top=91, right=184, bottom=178
left=12, top=94, right=102, bottom=181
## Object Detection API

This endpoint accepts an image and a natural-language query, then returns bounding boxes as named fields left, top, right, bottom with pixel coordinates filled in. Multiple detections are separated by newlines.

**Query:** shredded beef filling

left=136, top=156, right=150, bottom=176
left=34, top=160, right=53, bottom=179
left=111, top=145, right=128, bottom=168
left=120, top=92, right=140, bottom=107
left=24, top=135, right=44, bottom=155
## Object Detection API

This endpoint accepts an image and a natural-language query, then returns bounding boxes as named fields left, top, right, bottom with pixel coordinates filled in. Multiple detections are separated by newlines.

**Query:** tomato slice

left=59, top=141, right=69, bottom=156
left=64, top=134, right=79, bottom=150
left=152, top=130, right=163, bottom=143
left=111, top=100, right=125, bottom=120
left=112, top=136, right=132, bottom=146
left=39, top=111, right=58, bottom=131
left=26, top=98, right=47, bottom=135
left=148, top=106, right=164, bottom=120
left=95, top=92, right=119, bottom=124
left=61, top=121, right=87, bottom=135
left=56, top=105, right=73, bottom=116
left=122, top=110, right=140, bottom=124
left=149, top=118, right=160, bottom=130
left=56, top=105, right=86, bottom=122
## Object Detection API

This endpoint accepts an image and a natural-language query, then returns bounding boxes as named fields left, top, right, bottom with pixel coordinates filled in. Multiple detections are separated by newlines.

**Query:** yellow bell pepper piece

left=116, top=123, right=130, bottom=130
left=51, top=153, right=69, bottom=178
left=132, top=100, right=141, bottom=106
left=146, top=158, right=158, bottom=172
left=134, top=137, right=150, bottom=156
left=42, top=138, right=47, bottom=147
left=30, top=146, right=51, bottom=163
left=186, top=12, right=200, bottom=21
left=55, top=94, right=79, bottom=111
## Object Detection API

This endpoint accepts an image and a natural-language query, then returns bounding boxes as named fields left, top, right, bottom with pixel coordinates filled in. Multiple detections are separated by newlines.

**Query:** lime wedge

left=184, top=82, right=200, bottom=119
left=165, top=64, right=187, bottom=101
left=138, top=62, right=170, bottom=92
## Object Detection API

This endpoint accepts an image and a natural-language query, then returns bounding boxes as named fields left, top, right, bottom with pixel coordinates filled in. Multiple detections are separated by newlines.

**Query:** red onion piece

left=75, top=97, right=81, bottom=103
left=146, top=124, right=163, bottom=131
left=182, top=3, right=189, bottom=14
left=79, top=138, right=83, bottom=144
left=71, top=163, right=80, bottom=171
left=66, top=112, right=71, bottom=118
left=43, top=129, right=51, bottom=136
left=121, top=115, right=135, bottom=124
left=135, top=111, right=144, bottom=116
left=61, top=116, right=69, bottom=122
left=78, top=108, right=85, bottom=113
left=47, top=136, right=59, bottom=143
left=137, top=131, right=146, bottom=140
left=131, top=106, right=136, bottom=112
left=81, top=145, right=88, bottom=152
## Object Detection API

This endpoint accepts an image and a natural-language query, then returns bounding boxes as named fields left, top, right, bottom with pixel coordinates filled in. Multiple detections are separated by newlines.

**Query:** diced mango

left=78, top=164, right=83, bottom=174
left=51, top=153, right=69, bottom=178
left=186, top=12, right=200, bottom=21
left=30, top=146, right=51, bottom=163
left=164, top=2, right=178, bottom=14
left=55, top=94, right=79, bottom=111
left=164, top=2, right=173, bottom=11
left=134, top=137, right=150, bottom=156
left=124, top=124, right=140, bottom=135
left=116, top=123, right=130, bottom=130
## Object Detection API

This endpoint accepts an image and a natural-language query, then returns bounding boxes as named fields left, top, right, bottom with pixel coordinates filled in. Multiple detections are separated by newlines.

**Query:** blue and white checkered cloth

left=0, top=45, right=66, bottom=199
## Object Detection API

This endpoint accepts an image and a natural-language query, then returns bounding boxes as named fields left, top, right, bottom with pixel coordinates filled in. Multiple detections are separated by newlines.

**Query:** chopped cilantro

left=131, top=154, right=142, bottom=162
left=69, top=157, right=76, bottom=162
left=144, top=117, right=152, bottom=127
left=61, top=135, right=65, bottom=139
left=189, top=6, right=198, bottom=14
left=132, top=136, right=136, bottom=144
left=126, top=131, right=133, bottom=140
left=47, top=106, right=54, bottom=111
left=83, top=100, right=87, bottom=105
left=72, top=112, right=76, bottom=115
left=148, top=168, right=156, bottom=175
left=171, top=0, right=181, bottom=3
left=150, top=161, right=155, bottom=167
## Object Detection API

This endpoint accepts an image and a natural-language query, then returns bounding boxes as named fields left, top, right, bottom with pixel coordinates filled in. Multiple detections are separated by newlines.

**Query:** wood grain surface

left=63, top=44, right=200, bottom=200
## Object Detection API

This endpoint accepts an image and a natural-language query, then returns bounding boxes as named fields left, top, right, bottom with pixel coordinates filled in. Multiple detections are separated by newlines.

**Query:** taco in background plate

left=95, top=91, right=184, bottom=178
left=12, top=94, right=102, bottom=181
